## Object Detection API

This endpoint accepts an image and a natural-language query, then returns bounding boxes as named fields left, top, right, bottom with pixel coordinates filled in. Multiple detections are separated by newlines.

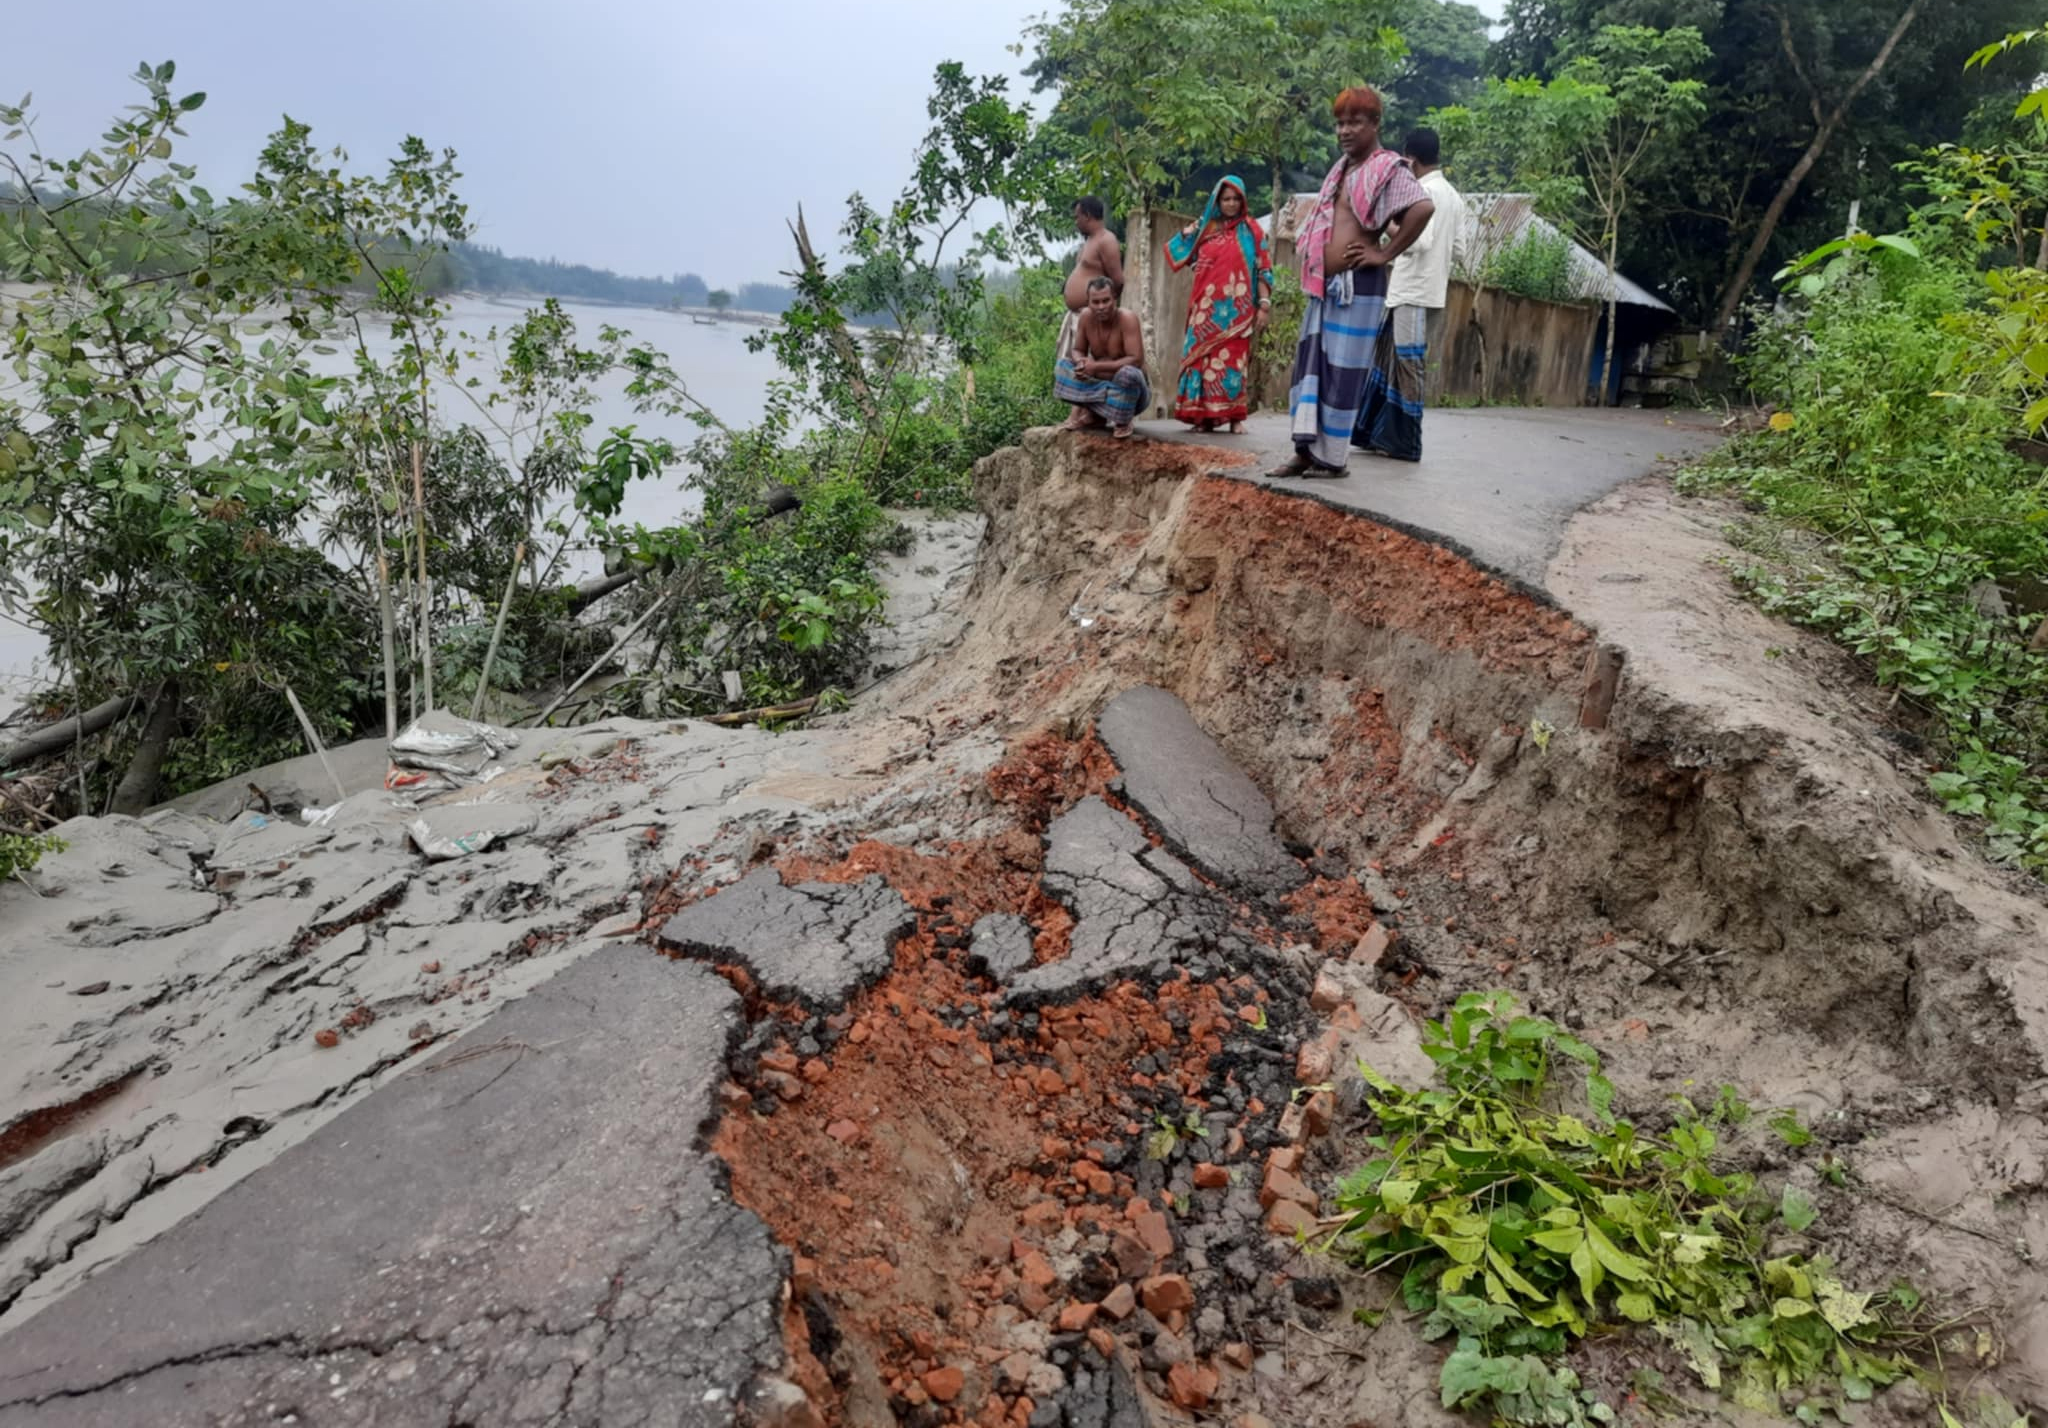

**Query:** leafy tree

left=1493, top=0, right=2040, bottom=325
left=1383, top=0, right=1493, bottom=133
left=0, top=65, right=422, bottom=805
left=1438, top=26, right=1707, bottom=397
left=707, top=287, right=733, bottom=313
left=1022, top=0, right=1404, bottom=223
left=759, top=62, right=1048, bottom=474
left=1707, top=0, right=1931, bottom=332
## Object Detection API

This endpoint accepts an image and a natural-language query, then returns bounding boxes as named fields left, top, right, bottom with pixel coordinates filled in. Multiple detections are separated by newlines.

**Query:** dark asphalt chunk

left=657, top=868, right=915, bottom=1010
left=967, top=913, right=1037, bottom=983
left=1096, top=686, right=1305, bottom=893
left=0, top=948, right=784, bottom=1427
left=1008, top=796, right=1262, bottom=1004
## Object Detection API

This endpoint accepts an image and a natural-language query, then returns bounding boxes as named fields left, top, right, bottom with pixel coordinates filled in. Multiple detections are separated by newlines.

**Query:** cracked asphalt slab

left=0, top=718, right=855, bottom=1334
left=1096, top=685, right=1305, bottom=895
left=655, top=868, right=917, bottom=1010
left=1007, top=794, right=1273, bottom=1006
left=0, top=947, right=785, bottom=1427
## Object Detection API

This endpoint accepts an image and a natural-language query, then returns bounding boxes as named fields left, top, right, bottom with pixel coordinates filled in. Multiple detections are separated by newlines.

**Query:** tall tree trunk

left=1271, top=156, right=1286, bottom=241
left=109, top=683, right=177, bottom=816
left=1602, top=221, right=1622, bottom=409
left=790, top=207, right=878, bottom=424
left=1709, top=0, right=1925, bottom=335
left=412, top=444, right=434, bottom=715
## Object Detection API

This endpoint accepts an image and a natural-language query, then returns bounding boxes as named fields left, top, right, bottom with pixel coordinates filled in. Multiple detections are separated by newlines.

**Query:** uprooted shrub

left=1332, top=993, right=1975, bottom=1426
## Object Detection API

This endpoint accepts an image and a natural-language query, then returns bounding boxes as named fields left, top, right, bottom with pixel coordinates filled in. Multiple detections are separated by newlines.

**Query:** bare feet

left=1227, top=420, right=1245, bottom=435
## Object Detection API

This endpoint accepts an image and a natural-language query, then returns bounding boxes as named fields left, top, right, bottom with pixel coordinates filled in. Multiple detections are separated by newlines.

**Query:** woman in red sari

left=1165, top=176, right=1274, bottom=433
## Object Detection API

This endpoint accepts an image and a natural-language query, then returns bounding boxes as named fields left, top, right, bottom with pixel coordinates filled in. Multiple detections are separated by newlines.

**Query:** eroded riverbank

left=0, top=428, right=2043, bottom=1426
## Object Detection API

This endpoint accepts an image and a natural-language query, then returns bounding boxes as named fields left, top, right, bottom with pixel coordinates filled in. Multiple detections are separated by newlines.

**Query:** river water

left=0, top=294, right=786, bottom=720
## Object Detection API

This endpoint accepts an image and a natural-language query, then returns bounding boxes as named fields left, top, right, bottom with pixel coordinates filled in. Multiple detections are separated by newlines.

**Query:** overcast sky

left=7, top=0, right=1503, bottom=287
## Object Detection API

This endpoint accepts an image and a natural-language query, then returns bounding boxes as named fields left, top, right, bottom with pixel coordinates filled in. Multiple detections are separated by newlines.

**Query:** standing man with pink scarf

left=1267, top=85, right=1434, bottom=479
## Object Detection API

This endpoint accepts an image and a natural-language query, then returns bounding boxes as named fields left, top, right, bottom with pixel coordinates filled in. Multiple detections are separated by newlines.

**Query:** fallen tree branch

left=699, top=696, right=818, bottom=728
left=0, top=694, right=140, bottom=772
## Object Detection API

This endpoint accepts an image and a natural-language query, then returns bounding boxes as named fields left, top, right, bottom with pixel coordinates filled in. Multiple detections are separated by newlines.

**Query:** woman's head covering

left=1167, top=175, right=1259, bottom=269
left=1195, top=175, right=1250, bottom=237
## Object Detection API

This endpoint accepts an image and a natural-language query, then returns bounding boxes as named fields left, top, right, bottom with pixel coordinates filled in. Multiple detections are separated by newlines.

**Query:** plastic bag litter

left=387, top=711, right=521, bottom=796
left=407, top=802, right=538, bottom=861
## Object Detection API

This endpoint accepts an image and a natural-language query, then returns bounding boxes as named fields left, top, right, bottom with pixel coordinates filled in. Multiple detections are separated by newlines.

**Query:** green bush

left=1337, top=992, right=1929, bottom=1426
left=0, top=831, right=64, bottom=881
left=1686, top=248, right=2048, bottom=876
left=1482, top=226, right=1582, bottom=306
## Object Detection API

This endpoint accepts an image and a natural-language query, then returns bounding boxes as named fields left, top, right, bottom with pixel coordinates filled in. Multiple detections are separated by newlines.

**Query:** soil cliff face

left=940, top=431, right=2048, bottom=1104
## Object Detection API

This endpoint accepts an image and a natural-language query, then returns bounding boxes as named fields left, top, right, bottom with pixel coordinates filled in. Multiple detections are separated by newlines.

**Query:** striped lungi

left=1287, top=273, right=1387, bottom=471
left=1354, top=303, right=1428, bottom=462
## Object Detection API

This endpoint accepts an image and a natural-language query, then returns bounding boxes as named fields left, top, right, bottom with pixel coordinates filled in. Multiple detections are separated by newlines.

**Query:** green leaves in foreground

left=1336, top=992, right=1917, bottom=1425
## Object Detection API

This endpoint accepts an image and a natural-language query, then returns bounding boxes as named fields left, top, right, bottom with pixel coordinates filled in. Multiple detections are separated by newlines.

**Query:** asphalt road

left=1151, top=407, right=1725, bottom=593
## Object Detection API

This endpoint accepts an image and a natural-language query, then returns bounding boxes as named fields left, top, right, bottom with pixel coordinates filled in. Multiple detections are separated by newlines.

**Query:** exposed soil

left=691, top=428, right=2048, bottom=1425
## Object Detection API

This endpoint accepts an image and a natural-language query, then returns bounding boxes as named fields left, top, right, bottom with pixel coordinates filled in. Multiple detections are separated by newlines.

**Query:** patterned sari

left=1165, top=177, right=1272, bottom=427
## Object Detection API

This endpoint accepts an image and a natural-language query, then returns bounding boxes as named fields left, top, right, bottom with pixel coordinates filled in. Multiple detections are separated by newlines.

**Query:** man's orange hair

left=1332, top=85, right=1383, bottom=120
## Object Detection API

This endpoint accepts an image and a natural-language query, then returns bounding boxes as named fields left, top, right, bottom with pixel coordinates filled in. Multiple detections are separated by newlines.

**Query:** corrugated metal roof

left=1461, top=193, right=1674, bottom=314
left=1261, top=189, right=1674, bottom=314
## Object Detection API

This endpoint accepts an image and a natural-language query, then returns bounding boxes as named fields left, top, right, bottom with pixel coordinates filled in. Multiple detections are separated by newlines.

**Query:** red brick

left=1131, top=1208, right=1174, bottom=1261
left=1260, top=1164, right=1316, bottom=1211
left=759, top=1048, right=801, bottom=1075
left=923, top=1366, right=965, bottom=1403
left=1193, top=1163, right=1230, bottom=1190
left=1221, top=1342, right=1254, bottom=1370
left=1276, top=1102, right=1308, bottom=1145
left=1034, top=1067, right=1066, bottom=1096
left=1304, top=1089, right=1336, bottom=1137
left=1266, top=1199, right=1317, bottom=1237
left=1167, top=1362, right=1219, bottom=1411
left=759, top=1069, right=804, bottom=1101
left=825, top=1118, right=860, bottom=1144
left=1018, top=1251, right=1058, bottom=1289
left=1140, top=1273, right=1194, bottom=1317
left=1020, top=1200, right=1065, bottom=1231
left=1100, top=1282, right=1136, bottom=1320
left=1351, top=923, right=1391, bottom=965
left=1087, top=1327, right=1118, bottom=1359
left=1310, top=967, right=1347, bottom=1014
left=1295, top=1040, right=1334, bottom=1085
left=1266, top=1145, right=1304, bottom=1175
left=1057, top=1301, right=1099, bottom=1332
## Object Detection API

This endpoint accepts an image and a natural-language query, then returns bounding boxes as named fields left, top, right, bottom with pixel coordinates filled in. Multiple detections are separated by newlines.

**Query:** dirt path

left=1, top=425, right=2043, bottom=1426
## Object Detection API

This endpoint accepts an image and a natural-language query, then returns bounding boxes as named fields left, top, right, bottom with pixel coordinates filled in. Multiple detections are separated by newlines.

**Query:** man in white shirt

left=1355, top=127, right=1470, bottom=461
